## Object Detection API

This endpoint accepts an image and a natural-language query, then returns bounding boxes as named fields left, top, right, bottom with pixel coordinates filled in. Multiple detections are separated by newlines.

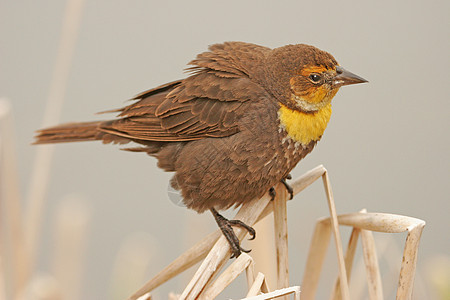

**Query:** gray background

left=1, top=0, right=449, bottom=299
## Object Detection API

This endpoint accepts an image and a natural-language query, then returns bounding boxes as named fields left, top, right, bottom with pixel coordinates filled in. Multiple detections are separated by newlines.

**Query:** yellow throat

left=278, top=103, right=332, bottom=146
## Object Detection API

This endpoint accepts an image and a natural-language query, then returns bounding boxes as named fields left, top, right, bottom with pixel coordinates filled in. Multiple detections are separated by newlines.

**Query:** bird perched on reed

left=35, top=42, right=367, bottom=258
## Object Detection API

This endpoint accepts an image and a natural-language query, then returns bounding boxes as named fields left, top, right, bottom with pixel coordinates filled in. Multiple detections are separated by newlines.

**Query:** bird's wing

left=99, top=42, right=272, bottom=142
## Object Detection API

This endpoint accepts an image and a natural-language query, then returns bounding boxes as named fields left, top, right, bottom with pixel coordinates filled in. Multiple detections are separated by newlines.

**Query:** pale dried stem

left=396, top=222, right=425, bottom=300
left=249, top=214, right=276, bottom=289
left=0, top=239, right=7, bottom=300
left=0, top=99, right=27, bottom=298
left=322, top=171, right=350, bottom=300
left=245, top=257, right=256, bottom=290
left=272, top=184, right=289, bottom=298
left=318, top=211, right=425, bottom=300
left=180, top=193, right=272, bottom=299
left=24, top=0, right=85, bottom=279
left=129, top=165, right=335, bottom=300
left=331, top=208, right=366, bottom=300
left=361, top=228, right=383, bottom=299
left=128, top=231, right=221, bottom=300
left=301, top=218, right=332, bottom=300
left=258, top=165, right=326, bottom=220
left=246, top=272, right=264, bottom=297
left=336, top=213, right=425, bottom=233
left=199, top=253, right=253, bottom=299
left=243, top=286, right=301, bottom=300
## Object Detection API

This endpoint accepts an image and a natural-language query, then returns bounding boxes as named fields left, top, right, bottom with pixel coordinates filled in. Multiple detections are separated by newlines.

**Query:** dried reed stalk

left=245, top=256, right=256, bottom=290
left=199, top=253, right=253, bottom=299
left=129, top=165, right=347, bottom=300
left=128, top=231, right=221, bottom=300
left=249, top=214, right=276, bottom=289
left=0, top=99, right=27, bottom=297
left=180, top=193, right=273, bottom=299
left=321, top=171, right=350, bottom=300
left=396, top=220, right=425, bottom=300
left=242, top=286, right=301, bottom=300
left=304, top=211, right=425, bottom=300
left=246, top=272, right=270, bottom=297
left=301, top=217, right=332, bottom=300
left=24, top=0, right=86, bottom=279
left=331, top=208, right=366, bottom=300
left=360, top=227, right=383, bottom=299
left=272, top=184, right=289, bottom=299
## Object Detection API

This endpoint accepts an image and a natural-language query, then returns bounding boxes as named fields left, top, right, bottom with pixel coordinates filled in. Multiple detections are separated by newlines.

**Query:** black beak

left=333, top=66, right=368, bottom=87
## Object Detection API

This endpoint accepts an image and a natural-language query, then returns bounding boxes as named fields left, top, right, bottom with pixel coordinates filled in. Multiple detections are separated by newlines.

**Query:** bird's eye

left=309, top=73, right=322, bottom=83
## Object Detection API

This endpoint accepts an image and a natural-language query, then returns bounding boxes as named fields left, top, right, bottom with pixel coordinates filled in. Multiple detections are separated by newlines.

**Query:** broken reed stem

left=273, top=184, right=289, bottom=296
left=245, top=257, right=256, bottom=291
left=246, top=272, right=266, bottom=297
left=24, top=0, right=86, bottom=279
left=199, top=253, right=253, bottom=299
left=396, top=222, right=425, bottom=300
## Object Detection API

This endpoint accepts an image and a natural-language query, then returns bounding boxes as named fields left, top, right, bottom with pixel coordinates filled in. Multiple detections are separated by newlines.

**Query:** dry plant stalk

left=130, top=165, right=349, bottom=300
left=332, top=208, right=365, bottom=300
left=199, top=253, right=254, bottom=299
left=24, top=0, right=86, bottom=281
left=360, top=226, right=383, bottom=299
left=246, top=272, right=270, bottom=297
left=128, top=231, right=222, bottom=299
left=179, top=192, right=273, bottom=300
left=242, top=286, right=300, bottom=300
left=0, top=1, right=86, bottom=298
left=302, top=211, right=425, bottom=300
left=0, top=99, right=27, bottom=297
left=273, top=184, right=289, bottom=295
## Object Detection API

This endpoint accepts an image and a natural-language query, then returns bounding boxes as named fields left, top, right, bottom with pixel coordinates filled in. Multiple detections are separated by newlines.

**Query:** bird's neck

left=278, top=103, right=332, bottom=146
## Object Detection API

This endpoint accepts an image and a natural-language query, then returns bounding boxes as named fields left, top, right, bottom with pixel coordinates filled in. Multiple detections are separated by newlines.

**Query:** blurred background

left=1, top=0, right=449, bottom=299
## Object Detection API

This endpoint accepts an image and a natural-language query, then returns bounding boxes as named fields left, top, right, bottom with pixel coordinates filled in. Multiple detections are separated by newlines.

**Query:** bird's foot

left=281, top=174, right=294, bottom=200
left=270, top=174, right=294, bottom=200
left=269, top=187, right=276, bottom=200
left=210, top=208, right=255, bottom=258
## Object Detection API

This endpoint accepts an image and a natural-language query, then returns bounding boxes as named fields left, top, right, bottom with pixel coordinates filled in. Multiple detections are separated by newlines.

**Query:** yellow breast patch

left=278, top=103, right=332, bottom=146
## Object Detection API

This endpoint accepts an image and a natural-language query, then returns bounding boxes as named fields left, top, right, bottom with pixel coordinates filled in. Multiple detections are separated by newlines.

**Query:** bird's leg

left=210, top=208, right=256, bottom=258
left=270, top=174, right=294, bottom=200
left=281, top=173, right=294, bottom=200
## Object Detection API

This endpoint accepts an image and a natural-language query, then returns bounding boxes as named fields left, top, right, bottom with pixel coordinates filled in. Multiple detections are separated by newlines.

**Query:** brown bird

left=35, top=42, right=367, bottom=258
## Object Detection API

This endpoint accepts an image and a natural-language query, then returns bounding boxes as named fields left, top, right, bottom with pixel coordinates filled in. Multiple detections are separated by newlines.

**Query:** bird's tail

left=34, top=121, right=102, bottom=144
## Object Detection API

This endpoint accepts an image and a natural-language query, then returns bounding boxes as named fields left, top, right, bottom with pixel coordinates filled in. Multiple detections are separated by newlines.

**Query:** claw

left=281, top=175, right=294, bottom=200
left=269, top=175, right=294, bottom=201
left=210, top=208, right=255, bottom=258
left=269, top=187, right=276, bottom=200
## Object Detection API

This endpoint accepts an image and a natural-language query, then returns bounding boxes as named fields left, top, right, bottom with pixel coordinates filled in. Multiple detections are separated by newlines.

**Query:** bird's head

left=263, top=44, right=367, bottom=113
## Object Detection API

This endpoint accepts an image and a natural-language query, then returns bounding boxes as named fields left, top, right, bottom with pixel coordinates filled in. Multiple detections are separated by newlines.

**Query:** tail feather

left=34, top=121, right=102, bottom=144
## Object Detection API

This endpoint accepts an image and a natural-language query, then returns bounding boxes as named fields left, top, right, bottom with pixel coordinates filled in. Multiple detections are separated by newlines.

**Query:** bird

left=34, top=42, right=367, bottom=258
